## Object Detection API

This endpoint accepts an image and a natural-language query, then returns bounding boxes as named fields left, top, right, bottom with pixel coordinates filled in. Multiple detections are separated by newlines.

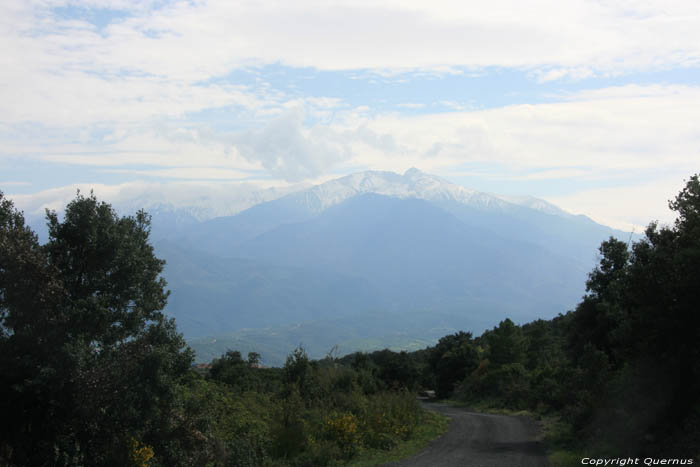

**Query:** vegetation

left=0, top=191, right=193, bottom=465
left=421, top=174, right=700, bottom=460
left=1, top=173, right=698, bottom=464
left=0, top=191, right=444, bottom=466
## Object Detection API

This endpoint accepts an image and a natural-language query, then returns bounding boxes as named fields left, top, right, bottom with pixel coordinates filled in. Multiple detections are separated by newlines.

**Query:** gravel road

left=384, top=402, right=550, bottom=467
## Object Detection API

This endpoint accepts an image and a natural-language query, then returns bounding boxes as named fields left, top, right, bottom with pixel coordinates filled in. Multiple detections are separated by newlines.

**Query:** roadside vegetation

left=417, top=174, right=700, bottom=462
left=1, top=173, right=698, bottom=465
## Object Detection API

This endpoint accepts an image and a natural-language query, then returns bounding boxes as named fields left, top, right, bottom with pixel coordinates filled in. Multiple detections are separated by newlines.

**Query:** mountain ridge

left=15, top=169, right=636, bottom=363
left=142, top=169, right=638, bottom=364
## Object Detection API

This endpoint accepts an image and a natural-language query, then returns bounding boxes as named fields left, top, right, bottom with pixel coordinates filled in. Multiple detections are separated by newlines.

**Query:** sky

left=1, top=0, right=699, bottom=230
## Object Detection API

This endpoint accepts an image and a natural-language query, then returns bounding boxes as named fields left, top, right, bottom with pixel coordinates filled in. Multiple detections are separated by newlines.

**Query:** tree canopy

left=0, top=191, right=193, bottom=466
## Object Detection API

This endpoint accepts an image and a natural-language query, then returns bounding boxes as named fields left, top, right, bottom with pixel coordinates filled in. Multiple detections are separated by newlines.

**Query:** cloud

left=7, top=1, right=700, bottom=80
left=532, top=67, right=596, bottom=83
left=451, top=168, right=596, bottom=181
left=335, top=84, right=700, bottom=177
left=546, top=177, right=685, bottom=231
left=101, top=167, right=251, bottom=180
left=232, top=109, right=352, bottom=181
left=14, top=82, right=693, bottom=190
left=0, top=70, right=271, bottom=127
left=2, top=0, right=699, bottom=230
left=24, top=127, right=261, bottom=172
left=3, top=0, right=700, bottom=131
left=397, top=103, right=426, bottom=109
left=6, top=83, right=697, bottom=230
left=7, top=179, right=306, bottom=220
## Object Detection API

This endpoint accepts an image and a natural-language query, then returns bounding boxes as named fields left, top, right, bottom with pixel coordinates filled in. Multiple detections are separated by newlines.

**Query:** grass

left=345, top=409, right=450, bottom=467
left=548, top=450, right=584, bottom=467
left=537, top=414, right=586, bottom=467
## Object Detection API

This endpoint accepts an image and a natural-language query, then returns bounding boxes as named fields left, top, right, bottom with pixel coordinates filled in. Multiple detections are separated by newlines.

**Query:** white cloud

left=10, top=83, right=696, bottom=216
left=0, top=70, right=270, bottom=127
left=546, top=177, right=684, bottom=231
left=397, top=103, right=426, bottom=109
left=333, top=84, right=700, bottom=178
left=533, top=67, right=596, bottom=83
left=2, top=0, right=699, bottom=229
left=102, top=167, right=251, bottom=180
left=6, top=77, right=697, bottom=230
left=449, top=168, right=596, bottom=181
left=29, top=127, right=262, bottom=171
left=2, top=0, right=700, bottom=130
left=8, top=179, right=306, bottom=220
left=232, top=109, right=352, bottom=181
left=7, top=0, right=700, bottom=79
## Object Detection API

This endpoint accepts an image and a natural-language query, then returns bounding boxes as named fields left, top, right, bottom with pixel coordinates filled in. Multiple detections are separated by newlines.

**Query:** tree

left=429, top=331, right=479, bottom=398
left=283, top=346, right=314, bottom=400
left=0, top=191, right=193, bottom=466
left=624, top=176, right=700, bottom=416
left=562, top=174, right=700, bottom=452
left=486, top=318, right=526, bottom=367
left=209, top=350, right=262, bottom=391
left=0, top=192, right=67, bottom=464
left=586, top=237, right=630, bottom=303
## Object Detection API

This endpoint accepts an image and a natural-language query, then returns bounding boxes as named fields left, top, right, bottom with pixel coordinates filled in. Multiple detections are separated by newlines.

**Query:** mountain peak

left=257, top=169, right=573, bottom=220
left=403, top=167, right=424, bottom=178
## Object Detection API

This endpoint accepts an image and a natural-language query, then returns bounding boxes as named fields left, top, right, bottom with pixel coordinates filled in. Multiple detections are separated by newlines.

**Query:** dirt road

left=384, top=402, right=550, bottom=467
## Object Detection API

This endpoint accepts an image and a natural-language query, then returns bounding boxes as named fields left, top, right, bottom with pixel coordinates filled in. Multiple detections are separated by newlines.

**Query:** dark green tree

left=0, top=191, right=193, bottom=466
left=563, top=174, right=700, bottom=453
left=372, top=349, right=420, bottom=390
left=429, top=331, right=479, bottom=398
left=486, top=318, right=526, bottom=367
left=208, top=350, right=278, bottom=393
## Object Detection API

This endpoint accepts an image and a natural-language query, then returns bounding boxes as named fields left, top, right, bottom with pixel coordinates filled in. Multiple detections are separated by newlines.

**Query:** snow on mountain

left=16, top=169, right=573, bottom=236
left=492, top=194, right=573, bottom=218
left=114, top=183, right=308, bottom=221
left=288, top=168, right=571, bottom=218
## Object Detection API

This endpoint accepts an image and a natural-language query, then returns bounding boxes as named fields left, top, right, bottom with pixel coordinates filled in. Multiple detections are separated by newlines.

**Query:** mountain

left=173, top=169, right=588, bottom=256
left=155, top=239, right=384, bottom=337
left=232, top=193, right=586, bottom=317
left=145, top=169, right=633, bottom=362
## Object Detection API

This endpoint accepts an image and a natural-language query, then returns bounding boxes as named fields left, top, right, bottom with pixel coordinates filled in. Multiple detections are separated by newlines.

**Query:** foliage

left=423, top=174, right=700, bottom=459
left=346, top=409, right=449, bottom=467
left=209, top=350, right=281, bottom=393
left=0, top=190, right=435, bottom=466
left=0, top=191, right=193, bottom=466
left=428, top=331, right=478, bottom=398
left=262, top=348, right=423, bottom=466
left=129, top=438, right=155, bottom=467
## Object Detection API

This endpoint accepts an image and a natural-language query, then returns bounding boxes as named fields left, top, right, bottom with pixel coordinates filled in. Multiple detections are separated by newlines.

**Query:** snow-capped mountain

left=19, top=169, right=571, bottom=240
left=11, top=168, right=639, bottom=361
left=151, top=168, right=637, bottom=352
left=283, top=168, right=568, bottom=217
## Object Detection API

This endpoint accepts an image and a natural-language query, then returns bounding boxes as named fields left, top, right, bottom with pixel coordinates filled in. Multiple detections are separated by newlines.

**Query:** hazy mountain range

left=22, top=169, right=632, bottom=364
left=138, top=169, right=628, bottom=364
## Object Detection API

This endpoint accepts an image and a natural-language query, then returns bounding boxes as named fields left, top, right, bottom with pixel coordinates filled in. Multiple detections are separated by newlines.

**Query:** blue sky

left=2, top=0, right=700, bottom=229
